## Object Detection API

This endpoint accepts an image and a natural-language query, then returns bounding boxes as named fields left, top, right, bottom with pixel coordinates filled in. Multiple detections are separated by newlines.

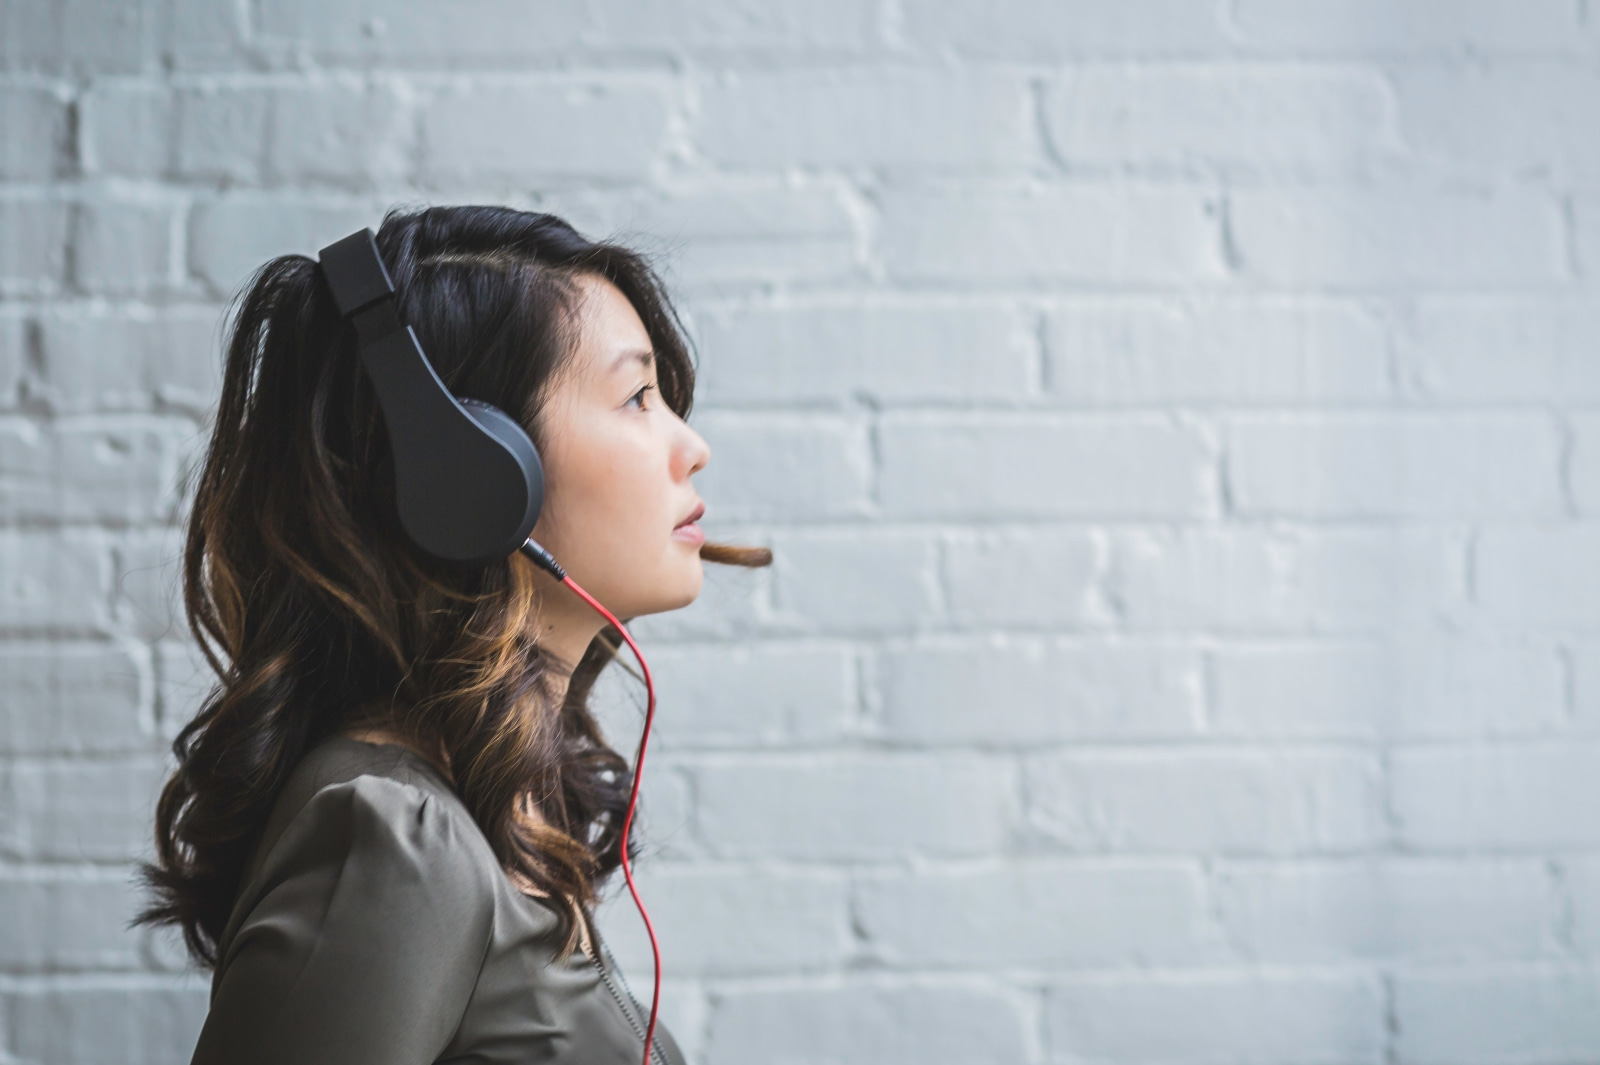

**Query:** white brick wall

left=3, top=2, right=1598, bottom=1062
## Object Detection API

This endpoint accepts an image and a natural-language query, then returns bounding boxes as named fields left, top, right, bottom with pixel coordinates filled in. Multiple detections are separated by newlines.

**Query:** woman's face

left=529, top=273, right=711, bottom=619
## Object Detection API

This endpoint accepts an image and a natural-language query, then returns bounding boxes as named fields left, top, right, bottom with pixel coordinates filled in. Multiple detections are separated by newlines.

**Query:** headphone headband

left=317, top=228, right=545, bottom=567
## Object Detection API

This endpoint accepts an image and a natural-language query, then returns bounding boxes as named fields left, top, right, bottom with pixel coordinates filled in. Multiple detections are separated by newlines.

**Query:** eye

left=626, top=383, right=655, bottom=410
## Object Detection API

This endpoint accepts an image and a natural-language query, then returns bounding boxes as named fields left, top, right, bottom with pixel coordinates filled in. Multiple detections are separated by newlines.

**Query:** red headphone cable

left=520, top=539, right=663, bottom=1065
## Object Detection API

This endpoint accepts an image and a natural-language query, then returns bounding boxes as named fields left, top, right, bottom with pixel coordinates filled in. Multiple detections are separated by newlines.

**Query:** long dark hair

left=136, top=205, right=770, bottom=967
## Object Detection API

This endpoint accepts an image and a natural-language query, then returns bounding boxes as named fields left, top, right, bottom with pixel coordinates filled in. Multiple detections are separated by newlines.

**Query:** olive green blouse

left=189, top=736, right=686, bottom=1065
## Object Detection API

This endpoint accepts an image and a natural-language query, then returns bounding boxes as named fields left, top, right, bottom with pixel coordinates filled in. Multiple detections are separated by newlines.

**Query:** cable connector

left=518, top=538, right=567, bottom=580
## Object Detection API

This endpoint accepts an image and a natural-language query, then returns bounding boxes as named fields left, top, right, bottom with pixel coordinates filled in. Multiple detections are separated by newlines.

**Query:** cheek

left=545, top=425, right=665, bottom=544
left=535, top=423, right=702, bottom=614
left=587, top=433, right=664, bottom=520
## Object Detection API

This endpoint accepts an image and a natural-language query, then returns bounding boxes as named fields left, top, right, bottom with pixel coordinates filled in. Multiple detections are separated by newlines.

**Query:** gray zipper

left=589, top=932, right=668, bottom=1065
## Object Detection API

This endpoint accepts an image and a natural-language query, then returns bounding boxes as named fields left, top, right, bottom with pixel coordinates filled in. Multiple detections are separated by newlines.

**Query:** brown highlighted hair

left=136, top=205, right=770, bottom=966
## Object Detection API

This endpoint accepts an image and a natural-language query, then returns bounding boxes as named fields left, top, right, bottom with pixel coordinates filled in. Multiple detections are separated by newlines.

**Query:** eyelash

left=627, top=383, right=655, bottom=410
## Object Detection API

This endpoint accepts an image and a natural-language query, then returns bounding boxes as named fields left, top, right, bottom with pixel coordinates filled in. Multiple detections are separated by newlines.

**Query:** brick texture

left=1, top=2, right=1595, bottom=1062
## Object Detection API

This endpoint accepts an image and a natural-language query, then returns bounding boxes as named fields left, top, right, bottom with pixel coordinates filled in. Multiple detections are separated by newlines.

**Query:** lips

left=672, top=501, right=706, bottom=547
left=675, top=502, right=705, bottom=529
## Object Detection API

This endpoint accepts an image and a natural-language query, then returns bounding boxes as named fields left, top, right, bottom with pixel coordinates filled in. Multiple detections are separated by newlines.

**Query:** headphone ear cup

left=357, top=322, right=543, bottom=566
left=458, top=397, right=545, bottom=536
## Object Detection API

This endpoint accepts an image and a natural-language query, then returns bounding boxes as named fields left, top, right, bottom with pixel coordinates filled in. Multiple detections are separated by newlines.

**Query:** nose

left=679, top=421, right=710, bottom=480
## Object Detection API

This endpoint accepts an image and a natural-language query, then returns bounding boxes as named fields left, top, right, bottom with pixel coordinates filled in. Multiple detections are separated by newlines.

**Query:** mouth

left=674, top=502, right=705, bottom=530
left=668, top=498, right=707, bottom=543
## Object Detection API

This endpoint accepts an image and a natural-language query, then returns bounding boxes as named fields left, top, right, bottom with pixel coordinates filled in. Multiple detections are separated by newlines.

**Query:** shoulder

left=220, top=737, right=502, bottom=961
left=268, top=735, right=495, bottom=885
left=276, top=733, right=453, bottom=816
left=199, top=738, right=515, bottom=1061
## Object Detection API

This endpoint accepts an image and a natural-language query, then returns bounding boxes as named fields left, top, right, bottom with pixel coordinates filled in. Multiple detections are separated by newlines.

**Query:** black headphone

left=317, top=228, right=563, bottom=576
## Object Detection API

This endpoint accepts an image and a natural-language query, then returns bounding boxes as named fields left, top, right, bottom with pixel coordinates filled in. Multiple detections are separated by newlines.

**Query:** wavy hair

left=136, top=205, right=770, bottom=967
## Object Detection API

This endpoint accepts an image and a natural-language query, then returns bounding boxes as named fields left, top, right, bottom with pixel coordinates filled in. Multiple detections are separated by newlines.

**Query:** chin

left=624, top=558, right=703, bottom=619
left=662, top=560, right=704, bottom=611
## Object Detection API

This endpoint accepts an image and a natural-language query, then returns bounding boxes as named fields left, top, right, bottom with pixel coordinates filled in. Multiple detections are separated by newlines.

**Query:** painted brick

left=172, top=86, right=268, bottom=183
left=1558, top=857, right=1600, bottom=956
left=694, top=753, right=1013, bottom=861
left=71, top=198, right=179, bottom=295
left=544, top=186, right=863, bottom=293
left=1563, top=641, right=1600, bottom=737
left=155, top=639, right=213, bottom=738
left=1393, top=970, right=1600, bottom=1065
left=940, top=526, right=1110, bottom=629
left=1044, top=67, right=1400, bottom=178
left=691, top=412, right=872, bottom=521
left=254, top=0, right=592, bottom=62
left=1106, top=526, right=1471, bottom=634
left=269, top=80, right=412, bottom=187
left=876, top=636, right=1203, bottom=744
left=625, top=765, right=697, bottom=862
left=187, top=196, right=375, bottom=296
left=1207, top=639, right=1567, bottom=741
left=898, top=0, right=1230, bottom=58
left=2, top=980, right=210, bottom=1065
left=695, top=69, right=1035, bottom=172
left=0, top=311, right=26, bottom=409
left=1231, top=0, right=1583, bottom=54
left=0, top=0, right=156, bottom=74
left=1475, top=526, right=1600, bottom=627
left=1570, top=412, right=1600, bottom=516
left=1395, top=298, right=1600, bottom=402
left=0, top=87, right=71, bottom=181
left=0, top=195, right=71, bottom=292
left=0, top=417, right=187, bottom=524
left=162, top=0, right=248, bottom=73
left=1392, top=745, right=1600, bottom=851
left=1024, top=749, right=1385, bottom=855
left=1226, top=413, right=1563, bottom=519
left=256, top=0, right=874, bottom=63
left=692, top=303, right=1034, bottom=406
left=597, top=865, right=850, bottom=976
left=34, top=304, right=223, bottom=413
left=0, top=529, right=110, bottom=635
left=0, top=871, right=147, bottom=970
left=173, top=81, right=412, bottom=188
left=1394, top=65, right=1600, bottom=185
left=881, top=187, right=1225, bottom=286
left=769, top=528, right=941, bottom=636
left=705, top=983, right=1029, bottom=1065
left=419, top=81, right=670, bottom=187
left=877, top=413, right=1215, bottom=520
left=1578, top=197, right=1600, bottom=277
left=1214, top=858, right=1562, bottom=963
left=854, top=859, right=1228, bottom=968
left=0, top=641, right=152, bottom=755
left=79, top=84, right=171, bottom=177
left=640, top=641, right=855, bottom=747
left=1229, top=189, right=1567, bottom=287
left=1046, top=297, right=1390, bottom=405
left=0, top=757, right=167, bottom=861
left=1046, top=972, right=1385, bottom=1065
left=587, top=0, right=877, bottom=52
left=109, top=526, right=187, bottom=643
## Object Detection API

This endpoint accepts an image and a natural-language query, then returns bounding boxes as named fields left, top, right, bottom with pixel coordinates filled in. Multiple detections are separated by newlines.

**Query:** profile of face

left=528, top=273, right=711, bottom=620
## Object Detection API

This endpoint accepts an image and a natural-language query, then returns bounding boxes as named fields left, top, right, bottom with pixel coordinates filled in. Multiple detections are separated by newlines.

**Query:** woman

left=136, top=205, right=770, bottom=1064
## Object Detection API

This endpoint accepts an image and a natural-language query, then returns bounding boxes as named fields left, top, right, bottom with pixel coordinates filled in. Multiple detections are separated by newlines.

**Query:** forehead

left=567, top=273, right=653, bottom=380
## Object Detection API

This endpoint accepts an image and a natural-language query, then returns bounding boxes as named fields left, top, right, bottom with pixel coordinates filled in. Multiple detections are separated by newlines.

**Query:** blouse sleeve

left=190, top=775, right=497, bottom=1065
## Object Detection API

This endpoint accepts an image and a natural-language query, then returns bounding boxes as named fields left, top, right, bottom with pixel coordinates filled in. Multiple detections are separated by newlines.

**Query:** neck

left=527, top=571, right=610, bottom=704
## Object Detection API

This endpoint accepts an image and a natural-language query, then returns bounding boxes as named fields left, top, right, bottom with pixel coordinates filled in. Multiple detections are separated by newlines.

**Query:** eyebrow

left=610, top=349, right=655, bottom=373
